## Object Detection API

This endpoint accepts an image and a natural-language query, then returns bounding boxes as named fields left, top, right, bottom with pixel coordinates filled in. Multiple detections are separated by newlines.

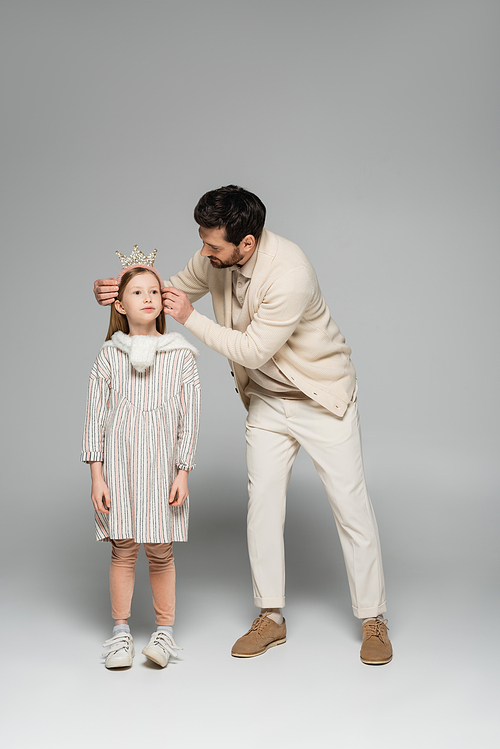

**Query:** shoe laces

left=249, top=613, right=274, bottom=634
left=148, top=631, right=182, bottom=658
left=363, top=618, right=389, bottom=640
left=102, top=632, right=133, bottom=657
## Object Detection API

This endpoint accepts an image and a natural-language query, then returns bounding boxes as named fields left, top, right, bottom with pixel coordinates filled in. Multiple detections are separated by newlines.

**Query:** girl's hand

left=91, top=478, right=111, bottom=514
left=169, top=470, right=189, bottom=507
left=89, top=462, right=111, bottom=514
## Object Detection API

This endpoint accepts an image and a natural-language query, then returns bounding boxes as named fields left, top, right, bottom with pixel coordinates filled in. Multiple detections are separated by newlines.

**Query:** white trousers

left=245, top=392, right=387, bottom=619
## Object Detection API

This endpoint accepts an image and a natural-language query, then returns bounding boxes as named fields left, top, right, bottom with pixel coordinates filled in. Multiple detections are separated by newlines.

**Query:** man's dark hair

left=194, top=185, right=266, bottom=245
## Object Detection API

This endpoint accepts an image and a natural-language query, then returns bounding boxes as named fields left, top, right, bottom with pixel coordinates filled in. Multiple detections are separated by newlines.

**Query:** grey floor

left=3, top=445, right=498, bottom=749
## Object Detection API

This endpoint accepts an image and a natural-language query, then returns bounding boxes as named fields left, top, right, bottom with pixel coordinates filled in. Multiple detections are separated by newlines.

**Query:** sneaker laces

left=363, top=618, right=389, bottom=640
left=148, top=631, right=182, bottom=658
left=102, top=632, right=133, bottom=657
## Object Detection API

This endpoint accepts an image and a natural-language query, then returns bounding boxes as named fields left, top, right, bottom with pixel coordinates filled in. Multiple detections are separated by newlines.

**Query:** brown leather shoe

left=231, top=613, right=287, bottom=658
left=360, top=618, right=393, bottom=665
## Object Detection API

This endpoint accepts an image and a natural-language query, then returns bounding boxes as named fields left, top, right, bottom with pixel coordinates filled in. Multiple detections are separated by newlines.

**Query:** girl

left=81, top=248, right=201, bottom=669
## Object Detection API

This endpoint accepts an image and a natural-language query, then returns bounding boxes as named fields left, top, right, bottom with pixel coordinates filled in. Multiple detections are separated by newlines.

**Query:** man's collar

left=234, top=245, right=258, bottom=278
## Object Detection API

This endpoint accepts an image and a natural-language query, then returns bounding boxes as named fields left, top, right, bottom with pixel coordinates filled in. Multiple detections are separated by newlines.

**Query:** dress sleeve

left=81, top=349, right=112, bottom=463
left=176, top=351, right=202, bottom=472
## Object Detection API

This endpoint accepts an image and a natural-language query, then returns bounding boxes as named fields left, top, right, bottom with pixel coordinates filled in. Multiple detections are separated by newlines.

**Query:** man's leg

left=291, top=396, right=386, bottom=619
left=245, top=395, right=300, bottom=608
left=288, top=396, right=392, bottom=663
left=231, top=394, right=298, bottom=657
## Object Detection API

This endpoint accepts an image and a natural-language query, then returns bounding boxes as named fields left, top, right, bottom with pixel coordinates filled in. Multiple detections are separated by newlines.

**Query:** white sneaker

left=142, top=631, right=182, bottom=668
left=102, top=632, right=135, bottom=668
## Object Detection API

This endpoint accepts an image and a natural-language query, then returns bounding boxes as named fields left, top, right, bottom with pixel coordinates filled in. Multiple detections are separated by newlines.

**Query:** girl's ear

left=114, top=299, right=126, bottom=316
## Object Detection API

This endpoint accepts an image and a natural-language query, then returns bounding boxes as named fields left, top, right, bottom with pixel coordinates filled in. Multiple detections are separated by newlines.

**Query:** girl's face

left=114, top=272, right=162, bottom=328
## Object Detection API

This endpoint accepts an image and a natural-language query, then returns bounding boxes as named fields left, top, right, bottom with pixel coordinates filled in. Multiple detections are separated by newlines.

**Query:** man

left=94, top=185, right=392, bottom=664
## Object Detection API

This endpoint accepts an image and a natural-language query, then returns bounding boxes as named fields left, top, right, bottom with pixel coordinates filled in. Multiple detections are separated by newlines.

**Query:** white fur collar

left=104, top=331, right=199, bottom=372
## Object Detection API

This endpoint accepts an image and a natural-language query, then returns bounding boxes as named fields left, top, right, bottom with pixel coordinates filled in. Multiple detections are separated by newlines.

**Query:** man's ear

left=114, top=299, right=126, bottom=315
left=240, top=234, right=256, bottom=254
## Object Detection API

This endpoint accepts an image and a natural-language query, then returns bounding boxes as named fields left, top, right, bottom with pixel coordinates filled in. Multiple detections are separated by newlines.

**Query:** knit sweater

left=167, top=228, right=356, bottom=417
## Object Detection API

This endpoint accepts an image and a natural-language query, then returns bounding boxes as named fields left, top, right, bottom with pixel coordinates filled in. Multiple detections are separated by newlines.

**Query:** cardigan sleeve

left=81, top=349, right=112, bottom=463
left=166, top=250, right=210, bottom=303
left=184, top=265, right=315, bottom=369
left=176, top=351, right=202, bottom=472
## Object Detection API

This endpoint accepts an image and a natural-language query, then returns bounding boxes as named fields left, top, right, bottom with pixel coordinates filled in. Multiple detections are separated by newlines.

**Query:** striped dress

left=81, top=331, right=201, bottom=543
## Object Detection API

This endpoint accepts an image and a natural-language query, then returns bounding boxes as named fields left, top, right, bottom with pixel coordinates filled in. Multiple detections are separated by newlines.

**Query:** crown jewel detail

left=116, top=245, right=158, bottom=269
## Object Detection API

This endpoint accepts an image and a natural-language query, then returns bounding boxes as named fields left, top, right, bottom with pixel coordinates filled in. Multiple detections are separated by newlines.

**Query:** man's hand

left=162, top=287, right=194, bottom=325
left=169, top=470, right=189, bottom=507
left=94, top=278, right=119, bottom=306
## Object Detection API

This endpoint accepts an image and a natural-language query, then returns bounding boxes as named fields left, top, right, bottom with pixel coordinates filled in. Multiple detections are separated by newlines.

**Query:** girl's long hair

left=106, top=267, right=166, bottom=341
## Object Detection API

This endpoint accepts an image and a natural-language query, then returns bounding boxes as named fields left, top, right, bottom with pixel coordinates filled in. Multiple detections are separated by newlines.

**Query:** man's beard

left=209, top=247, right=244, bottom=269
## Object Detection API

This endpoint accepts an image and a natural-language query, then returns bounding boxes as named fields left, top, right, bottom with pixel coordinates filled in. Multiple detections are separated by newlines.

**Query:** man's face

left=198, top=226, right=246, bottom=268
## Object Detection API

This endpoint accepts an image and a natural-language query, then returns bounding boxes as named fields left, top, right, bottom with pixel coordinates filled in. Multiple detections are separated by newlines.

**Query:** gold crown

left=116, top=245, right=158, bottom=269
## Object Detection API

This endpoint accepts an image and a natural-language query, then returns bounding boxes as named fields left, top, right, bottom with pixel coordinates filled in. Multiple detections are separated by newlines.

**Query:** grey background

left=1, top=1, right=499, bottom=747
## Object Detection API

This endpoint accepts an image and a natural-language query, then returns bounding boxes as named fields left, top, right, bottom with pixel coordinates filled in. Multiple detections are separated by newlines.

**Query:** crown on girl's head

left=116, top=245, right=158, bottom=269
left=115, top=245, right=162, bottom=285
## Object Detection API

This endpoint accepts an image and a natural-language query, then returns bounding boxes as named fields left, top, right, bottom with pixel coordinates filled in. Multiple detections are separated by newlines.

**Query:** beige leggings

left=110, top=539, right=175, bottom=625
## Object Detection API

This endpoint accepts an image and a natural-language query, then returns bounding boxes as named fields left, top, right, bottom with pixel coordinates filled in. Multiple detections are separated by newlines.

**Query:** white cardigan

left=167, top=228, right=356, bottom=417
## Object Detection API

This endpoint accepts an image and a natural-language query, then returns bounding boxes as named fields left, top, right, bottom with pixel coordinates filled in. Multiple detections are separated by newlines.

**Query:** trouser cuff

left=254, top=596, right=285, bottom=608
left=352, top=601, right=387, bottom=619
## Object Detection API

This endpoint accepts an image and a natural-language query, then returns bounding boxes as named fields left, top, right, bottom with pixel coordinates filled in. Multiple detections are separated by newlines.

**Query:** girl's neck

left=127, top=321, right=161, bottom=337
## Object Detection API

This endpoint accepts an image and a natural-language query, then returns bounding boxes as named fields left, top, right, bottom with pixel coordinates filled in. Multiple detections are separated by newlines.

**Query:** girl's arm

left=176, top=352, right=202, bottom=473
left=169, top=469, right=189, bottom=507
left=81, top=350, right=112, bottom=514
left=81, top=349, right=112, bottom=463
left=90, top=461, right=111, bottom=514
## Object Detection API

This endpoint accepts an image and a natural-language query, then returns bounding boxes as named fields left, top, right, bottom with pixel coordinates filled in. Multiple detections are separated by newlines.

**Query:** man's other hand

left=94, top=278, right=119, bottom=306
